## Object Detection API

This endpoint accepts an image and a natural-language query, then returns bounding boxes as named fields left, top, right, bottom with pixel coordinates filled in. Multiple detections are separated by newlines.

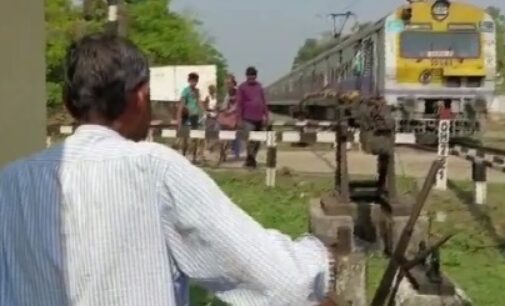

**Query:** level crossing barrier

left=46, top=120, right=418, bottom=187
left=46, top=121, right=341, bottom=187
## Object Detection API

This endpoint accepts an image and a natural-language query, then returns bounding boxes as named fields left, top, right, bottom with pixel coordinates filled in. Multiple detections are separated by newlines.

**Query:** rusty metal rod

left=371, top=159, right=444, bottom=306
left=400, top=234, right=454, bottom=271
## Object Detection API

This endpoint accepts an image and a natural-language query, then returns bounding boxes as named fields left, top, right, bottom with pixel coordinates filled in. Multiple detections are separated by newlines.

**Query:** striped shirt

left=0, top=124, right=330, bottom=306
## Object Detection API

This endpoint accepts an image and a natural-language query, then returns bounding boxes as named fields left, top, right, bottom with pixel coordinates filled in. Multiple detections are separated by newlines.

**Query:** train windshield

left=400, top=31, right=480, bottom=58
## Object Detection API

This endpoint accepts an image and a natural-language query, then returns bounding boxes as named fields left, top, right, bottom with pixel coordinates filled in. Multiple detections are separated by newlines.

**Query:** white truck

left=149, top=65, right=217, bottom=102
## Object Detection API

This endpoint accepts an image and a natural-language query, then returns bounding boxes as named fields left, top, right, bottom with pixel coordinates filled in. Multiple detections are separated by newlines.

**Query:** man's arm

left=157, top=152, right=332, bottom=305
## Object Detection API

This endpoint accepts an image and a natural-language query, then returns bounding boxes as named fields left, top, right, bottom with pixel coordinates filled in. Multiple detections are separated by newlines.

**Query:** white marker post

left=472, top=160, right=487, bottom=205
left=436, top=120, right=450, bottom=190
left=265, top=130, right=277, bottom=187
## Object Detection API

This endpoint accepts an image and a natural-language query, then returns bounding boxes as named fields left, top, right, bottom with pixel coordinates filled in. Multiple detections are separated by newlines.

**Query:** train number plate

left=427, top=50, right=454, bottom=58
left=430, top=59, right=453, bottom=67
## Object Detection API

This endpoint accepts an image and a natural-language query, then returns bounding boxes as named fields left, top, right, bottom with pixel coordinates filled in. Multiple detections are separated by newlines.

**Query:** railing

left=46, top=121, right=342, bottom=188
left=47, top=120, right=418, bottom=187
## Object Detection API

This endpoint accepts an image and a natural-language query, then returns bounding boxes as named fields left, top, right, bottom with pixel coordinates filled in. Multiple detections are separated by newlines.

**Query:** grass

left=188, top=170, right=505, bottom=306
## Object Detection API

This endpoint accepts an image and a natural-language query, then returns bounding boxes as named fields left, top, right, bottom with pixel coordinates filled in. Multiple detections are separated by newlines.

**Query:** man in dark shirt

left=236, top=66, right=269, bottom=168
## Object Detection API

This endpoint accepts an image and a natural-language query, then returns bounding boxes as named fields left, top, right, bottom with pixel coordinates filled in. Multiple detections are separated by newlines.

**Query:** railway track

left=450, top=141, right=505, bottom=171
left=400, top=139, right=505, bottom=173
left=46, top=116, right=505, bottom=173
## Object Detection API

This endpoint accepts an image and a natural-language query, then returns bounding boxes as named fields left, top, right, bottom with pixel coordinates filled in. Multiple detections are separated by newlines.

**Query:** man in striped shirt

left=0, top=34, right=338, bottom=306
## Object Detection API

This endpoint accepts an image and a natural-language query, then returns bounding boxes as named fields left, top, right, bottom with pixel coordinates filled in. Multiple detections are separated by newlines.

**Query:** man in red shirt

left=236, top=66, right=269, bottom=168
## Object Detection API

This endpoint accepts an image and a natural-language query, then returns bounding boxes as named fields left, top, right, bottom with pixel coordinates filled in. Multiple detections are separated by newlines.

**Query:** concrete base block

left=335, top=253, right=367, bottom=306
left=309, top=198, right=355, bottom=253
left=395, top=278, right=472, bottom=306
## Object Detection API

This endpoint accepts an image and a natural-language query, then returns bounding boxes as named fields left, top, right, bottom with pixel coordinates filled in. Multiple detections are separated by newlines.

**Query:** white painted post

left=146, top=128, right=154, bottom=142
left=436, top=120, right=450, bottom=190
left=355, top=130, right=361, bottom=152
left=472, top=160, right=487, bottom=205
left=265, top=130, right=277, bottom=187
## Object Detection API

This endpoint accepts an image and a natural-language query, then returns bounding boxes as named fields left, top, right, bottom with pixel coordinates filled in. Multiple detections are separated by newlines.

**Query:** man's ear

left=130, top=82, right=150, bottom=109
left=62, top=86, right=79, bottom=119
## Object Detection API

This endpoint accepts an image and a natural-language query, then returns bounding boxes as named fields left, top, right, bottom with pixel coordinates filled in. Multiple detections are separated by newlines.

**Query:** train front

left=385, top=0, right=496, bottom=139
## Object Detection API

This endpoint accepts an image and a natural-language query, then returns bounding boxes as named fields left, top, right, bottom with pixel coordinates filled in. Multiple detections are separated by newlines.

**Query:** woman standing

left=218, top=74, right=241, bottom=161
left=205, top=84, right=219, bottom=133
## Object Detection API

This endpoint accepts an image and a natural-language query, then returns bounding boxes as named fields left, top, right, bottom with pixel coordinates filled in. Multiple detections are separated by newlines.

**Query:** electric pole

left=327, top=11, right=357, bottom=38
left=83, top=0, right=126, bottom=37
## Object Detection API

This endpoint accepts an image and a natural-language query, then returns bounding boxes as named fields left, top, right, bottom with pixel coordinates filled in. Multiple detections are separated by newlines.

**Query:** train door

left=352, top=41, right=364, bottom=91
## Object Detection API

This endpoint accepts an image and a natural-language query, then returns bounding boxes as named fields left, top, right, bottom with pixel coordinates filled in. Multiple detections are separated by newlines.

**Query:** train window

left=400, top=31, right=480, bottom=58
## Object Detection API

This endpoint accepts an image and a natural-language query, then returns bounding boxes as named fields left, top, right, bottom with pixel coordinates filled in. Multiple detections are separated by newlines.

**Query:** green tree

left=45, top=0, right=228, bottom=108
left=127, top=0, right=227, bottom=97
left=486, top=6, right=505, bottom=92
left=292, top=39, right=319, bottom=70
left=46, top=0, right=106, bottom=107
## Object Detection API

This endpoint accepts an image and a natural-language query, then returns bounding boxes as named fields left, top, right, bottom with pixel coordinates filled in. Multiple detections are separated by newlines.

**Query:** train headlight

left=432, top=0, right=451, bottom=21
left=419, top=70, right=433, bottom=84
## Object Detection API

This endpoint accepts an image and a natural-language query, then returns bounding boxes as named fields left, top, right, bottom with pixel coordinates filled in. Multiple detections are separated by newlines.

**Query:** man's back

left=0, top=125, right=180, bottom=306
left=1, top=125, right=330, bottom=306
left=1, top=35, right=333, bottom=306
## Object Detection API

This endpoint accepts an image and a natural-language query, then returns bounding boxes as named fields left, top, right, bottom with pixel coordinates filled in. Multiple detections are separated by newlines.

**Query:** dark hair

left=63, top=33, right=149, bottom=121
left=246, top=66, right=257, bottom=76
left=188, top=72, right=199, bottom=81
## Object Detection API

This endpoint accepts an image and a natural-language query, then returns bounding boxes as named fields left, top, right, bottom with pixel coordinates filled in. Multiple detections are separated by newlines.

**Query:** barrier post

left=435, top=120, right=450, bottom=190
left=472, top=160, right=487, bottom=205
left=146, top=128, right=154, bottom=142
left=265, top=128, right=277, bottom=187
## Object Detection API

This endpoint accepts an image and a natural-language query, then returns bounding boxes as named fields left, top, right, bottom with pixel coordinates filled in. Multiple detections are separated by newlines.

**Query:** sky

left=170, top=0, right=505, bottom=85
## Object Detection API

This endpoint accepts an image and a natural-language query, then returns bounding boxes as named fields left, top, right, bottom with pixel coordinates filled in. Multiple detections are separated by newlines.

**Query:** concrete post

left=472, top=160, right=487, bottom=205
left=309, top=198, right=366, bottom=306
left=265, top=130, right=277, bottom=187
left=336, top=120, right=350, bottom=202
left=106, top=0, right=120, bottom=35
left=436, top=120, right=450, bottom=190
left=0, top=0, right=46, bottom=167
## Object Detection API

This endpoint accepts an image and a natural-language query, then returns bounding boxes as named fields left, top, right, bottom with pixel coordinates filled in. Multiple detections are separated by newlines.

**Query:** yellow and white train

left=267, top=0, right=497, bottom=138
